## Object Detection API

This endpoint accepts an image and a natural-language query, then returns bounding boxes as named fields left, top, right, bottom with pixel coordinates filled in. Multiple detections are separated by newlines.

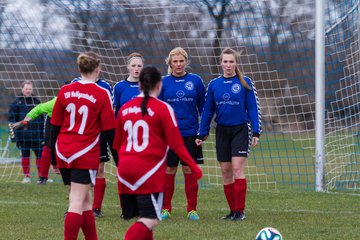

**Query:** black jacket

left=8, top=95, right=44, bottom=143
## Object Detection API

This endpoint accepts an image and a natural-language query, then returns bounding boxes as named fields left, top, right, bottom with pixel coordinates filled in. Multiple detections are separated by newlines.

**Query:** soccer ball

left=255, top=227, right=283, bottom=240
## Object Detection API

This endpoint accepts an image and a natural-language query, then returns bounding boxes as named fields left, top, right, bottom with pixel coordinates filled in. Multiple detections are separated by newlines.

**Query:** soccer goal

left=0, top=0, right=358, bottom=192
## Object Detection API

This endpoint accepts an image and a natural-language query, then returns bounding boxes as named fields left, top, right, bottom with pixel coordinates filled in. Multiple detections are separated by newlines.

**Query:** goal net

left=0, top=0, right=359, bottom=192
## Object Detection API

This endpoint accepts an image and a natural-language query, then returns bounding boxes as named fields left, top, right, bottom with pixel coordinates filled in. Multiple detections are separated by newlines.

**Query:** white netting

left=0, top=0, right=359, bottom=192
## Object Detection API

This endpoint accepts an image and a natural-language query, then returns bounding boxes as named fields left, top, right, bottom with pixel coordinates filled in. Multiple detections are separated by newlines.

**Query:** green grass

left=0, top=182, right=359, bottom=239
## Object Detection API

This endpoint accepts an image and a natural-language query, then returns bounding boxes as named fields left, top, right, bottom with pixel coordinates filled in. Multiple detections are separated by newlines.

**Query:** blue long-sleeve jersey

left=159, top=72, right=206, bottom=136
left=199, top=75, right=262, bottom=137
left=113, top=79, right=139, bottom=117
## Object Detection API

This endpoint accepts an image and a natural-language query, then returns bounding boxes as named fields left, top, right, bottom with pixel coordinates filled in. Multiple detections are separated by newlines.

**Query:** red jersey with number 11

left=51, top=80, right=115, bottom=170
left=113, top=95, right=201, bottom=194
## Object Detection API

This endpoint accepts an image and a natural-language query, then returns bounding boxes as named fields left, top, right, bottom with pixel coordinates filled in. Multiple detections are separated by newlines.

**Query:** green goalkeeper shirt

left=26, top=97, right=56, bottom=120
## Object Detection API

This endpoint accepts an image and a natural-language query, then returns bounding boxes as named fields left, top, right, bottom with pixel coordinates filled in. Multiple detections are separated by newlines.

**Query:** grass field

left=0, top=181, right=359, bottom=240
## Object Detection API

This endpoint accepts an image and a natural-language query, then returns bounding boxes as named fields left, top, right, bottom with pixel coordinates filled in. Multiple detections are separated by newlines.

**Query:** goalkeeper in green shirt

left=24, top=97, right=56, bottom=184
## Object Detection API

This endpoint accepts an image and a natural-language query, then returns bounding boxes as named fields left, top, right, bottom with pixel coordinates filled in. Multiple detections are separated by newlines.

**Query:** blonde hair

left=21, top=80, right=33, bottom=88
left=165, top=47, right=189, bottom=74
left=220, top=48, right=250, bottom=90
left=77, top=51, right=101, bottom=74
left=127, top=52, right=144, bottom=65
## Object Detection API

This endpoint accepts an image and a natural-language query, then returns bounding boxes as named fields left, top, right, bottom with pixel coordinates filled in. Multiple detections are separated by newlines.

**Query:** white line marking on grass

left=0, top=200, right=66, bottom=207
left=1, top=201, right=358, bottom=216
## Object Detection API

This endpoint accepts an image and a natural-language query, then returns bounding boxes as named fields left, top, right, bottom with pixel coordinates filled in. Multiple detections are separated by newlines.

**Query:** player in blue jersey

left=113, top=52, right=144, bottom=117
left=71, top=76, right=118, bottom=218
left=159, top=47, right=206, bottom=220
left=196, top=47, right=261, bottom=221
left=113, top=52, right=144, bottom=218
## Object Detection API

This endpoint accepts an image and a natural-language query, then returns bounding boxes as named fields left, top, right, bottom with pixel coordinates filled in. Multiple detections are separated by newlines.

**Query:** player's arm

left=25, top=97, right=56, bottom=121
left=197, top=81, right=215, bottom=141
left=99, top=91, right=118, bottom=164
left=101, top=129, right=118, bottom=166
left=49, top=93, right=64, bottom=171
left=196, top=77, right=206, bottom=115
left=245, top=77, right=261, bottom=147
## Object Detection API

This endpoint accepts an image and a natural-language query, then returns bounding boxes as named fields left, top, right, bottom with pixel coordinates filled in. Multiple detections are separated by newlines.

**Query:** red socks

left=223, top=183, right=235, bottom=211
left=81, top=210, right=98, bottom=240
left=21, top=157, right=30, bottom=176
left=124, top=222, right=153, bottom=240
left=64, top=212, right=83, bottom=240
left=234, top=178, right=247, bottom=212
left=36, top=158, right=41, bottom=177
left=162, top=173, right=175, bottom=212
left=64, top=211, right=97, bottom=240
left=184, top=173, right=199, bottom=212
left=93, top=178, right=106, bottom=210
left=40, top=146, right=51, bottom=179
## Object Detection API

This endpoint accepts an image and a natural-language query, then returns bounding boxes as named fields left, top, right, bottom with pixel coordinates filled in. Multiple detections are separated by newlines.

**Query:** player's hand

left=195, top=139, right=202, bottom=146
left=193, top=167, right=203, bottom=180
left=251, top=137, right=259, bottom=147
left=23, top=117, right=31, bottom=122
left=16, top=142, right=21, bottom=149
left=51, top=165, right=60, bottom=174
left=195, top=135, right=208, bottom=146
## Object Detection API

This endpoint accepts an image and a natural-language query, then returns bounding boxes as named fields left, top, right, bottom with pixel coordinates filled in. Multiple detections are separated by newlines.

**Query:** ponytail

left=235, top=66, right=251, bottom=90
left=139, top=66, right=162, bottom=116
left=141, top=91, right=150, bottom=116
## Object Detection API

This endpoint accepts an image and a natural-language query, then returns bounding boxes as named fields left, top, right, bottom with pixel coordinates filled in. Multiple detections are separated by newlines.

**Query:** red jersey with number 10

left=51, top=80, right=115, bottom=170
left=114, top=95, right=201, bottom=194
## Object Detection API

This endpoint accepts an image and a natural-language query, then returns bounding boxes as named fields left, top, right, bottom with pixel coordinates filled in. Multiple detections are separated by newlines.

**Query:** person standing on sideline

left=71, top=75, right=118, bottom=218
left=23, top=97, right=57, bottom=184
left=196, top=47, right=261, bottom=221
left=113, top=66, right=202, bottom=240
left=159, top=47, right=206, bottom=220
left=113, top=52, right=144, bottom=117
left=8, top=80, right=44, bottom=183
left=51, top=51, right=116, bottom=240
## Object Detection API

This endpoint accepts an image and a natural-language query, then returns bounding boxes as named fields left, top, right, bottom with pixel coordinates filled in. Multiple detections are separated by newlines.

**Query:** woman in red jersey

left=113, top=66, right=203, bottom=240
left=51, top=51, right=115, bottom=240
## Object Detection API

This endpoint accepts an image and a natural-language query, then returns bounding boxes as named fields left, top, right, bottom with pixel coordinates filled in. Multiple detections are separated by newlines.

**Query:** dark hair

left=139, top=66, right=162, bottom=115
left=77, top=51, right=101, bottom=74
left=220, top=48, right=251, bottom=90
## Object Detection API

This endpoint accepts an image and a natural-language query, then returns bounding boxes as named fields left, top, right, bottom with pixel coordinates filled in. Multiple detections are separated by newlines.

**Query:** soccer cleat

left=47, top=178, right=54, bottom=183
left=221, top=211, right=234, bottom=220
left=230, top=211, right=246, bottom=221
left=93, top=208, right=103, bottom=218
left=187, top=210, right=200, bottom=220
left=161, top=209, right=171, bottom=219
left=37, top=177, right=47, bottom=185
left=21, top=177, right=31, bottom=183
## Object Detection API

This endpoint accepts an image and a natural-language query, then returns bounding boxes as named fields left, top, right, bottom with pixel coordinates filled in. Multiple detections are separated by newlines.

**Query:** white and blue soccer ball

left=255, top=227, right=283, bottom=240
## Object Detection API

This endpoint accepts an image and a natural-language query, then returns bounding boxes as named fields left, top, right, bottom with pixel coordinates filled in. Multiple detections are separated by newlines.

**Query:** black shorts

left=60, top=168, right=97, bottom=186
left=120, top=193, right=163, bottom=220
left=166, top=136, right=203, bottom=167
left=215, top=124, right=251, bottom=162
